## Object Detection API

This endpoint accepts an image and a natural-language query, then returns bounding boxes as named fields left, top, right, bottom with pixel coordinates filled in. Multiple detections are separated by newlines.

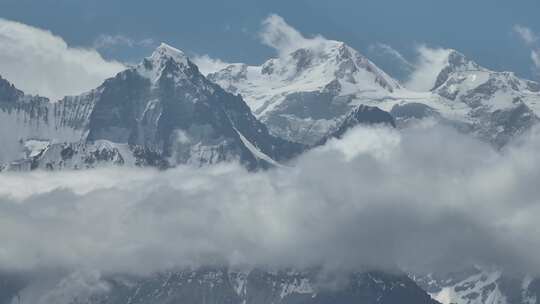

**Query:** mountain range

left=1, top=38, right=540, bottom=304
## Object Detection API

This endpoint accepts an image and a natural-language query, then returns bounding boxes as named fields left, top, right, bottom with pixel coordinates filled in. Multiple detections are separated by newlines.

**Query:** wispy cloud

left=514, top=25, right=540, bottom=75
left=514, top=25, right=538, bottom=46
left=259, top=14, right=327, bottom=56
left=190, top=14, right=331, bottom=75
left=404, top=45, right=454, bottom=91
left=93, top=34, right=155, bottom=50
left=368, top=43, right=414, bottom=70
left=191, top=54, right=230, bottom=75
left=532, top=50, right=540, bottom=69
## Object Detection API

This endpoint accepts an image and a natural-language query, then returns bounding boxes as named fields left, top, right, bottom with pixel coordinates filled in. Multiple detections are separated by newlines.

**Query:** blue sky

left=1, top=0, right=540, bottom=80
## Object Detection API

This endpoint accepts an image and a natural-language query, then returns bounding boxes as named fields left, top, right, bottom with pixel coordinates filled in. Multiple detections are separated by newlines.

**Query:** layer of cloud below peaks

left=0, top=18, right=126, bottom=101
left=2, top=123, right=540, bottom=279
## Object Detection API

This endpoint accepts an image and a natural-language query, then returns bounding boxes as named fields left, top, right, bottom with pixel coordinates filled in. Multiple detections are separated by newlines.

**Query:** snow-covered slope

left=428, top=50, right=540, bottom=147
left=208, top=40, right=401, bottom=145
left=413, top=268, right=540, bottom=304
left=209, top=45, right=540, bottom=147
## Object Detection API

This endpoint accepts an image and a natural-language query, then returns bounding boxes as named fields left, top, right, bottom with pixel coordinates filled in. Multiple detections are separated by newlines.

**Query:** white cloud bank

left=0, top=19, right=126, bottom=101
left=2, top=123, right=540, bottom=279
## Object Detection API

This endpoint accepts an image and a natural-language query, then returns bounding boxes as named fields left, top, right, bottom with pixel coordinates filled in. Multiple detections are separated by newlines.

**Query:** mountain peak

left=446, top=49, right=480, bottom=70
left=150, top=43, right=188, bottom=65
left=137, top=43, right=193, bottom=85
left=0, top=75, right=24, bottom=103
left=432, top=49, right=485, bottom=90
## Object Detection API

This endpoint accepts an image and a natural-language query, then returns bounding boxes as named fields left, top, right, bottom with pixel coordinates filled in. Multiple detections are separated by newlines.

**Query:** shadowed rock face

left=0, top=75, right=49, bottom=119
left=0, top=272, right=25, bottom=304
left=391, top=103, right=439, bottom=121
left=315, top=105, right=396, bottom=146
left=473, top=101, right=539, bottom=148
left=33, top=268, right=437, bottom=304
left=0, top=76, right=24, bottom=103
left=432, top=51, right=481, bottom=91
left=0, top=75, right=91, bottom=167
left=82, top=44, right=304, bottom=169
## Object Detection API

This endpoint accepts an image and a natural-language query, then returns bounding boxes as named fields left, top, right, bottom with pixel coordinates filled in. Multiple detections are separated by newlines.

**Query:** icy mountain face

left=412, top=268, right=540, bottom=304
left=430, top=50, right=540, bottom=147
left=209, top=44, right=540, bottom=148
left=78, top=43, right=303, bottom=169
left=14, top=268, right=438, bottom=304
left=0, top=75, right=123, bottom=171
left=208, top=41, right=401, bottom=145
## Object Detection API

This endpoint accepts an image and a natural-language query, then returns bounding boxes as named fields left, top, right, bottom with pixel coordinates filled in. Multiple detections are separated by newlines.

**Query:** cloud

left=0, top=19, right=126, bottom=101
left=191, top=54, right=230, bottom=75
left=259, top=14, right=327, bottom=56
left=405, top=45, right=453, bottom=91
left=513, top=25, right=540, bottom=75
left=190, top=14, right=331, bottom=76
left=93, top=34, right=155, bottom=50
left=366, top=43, right=415, bottom=80
left=514, top=25, right=538, bottom=46
left=532, top=50, right=540, bottom=70
left=368, top=43, right=414, bottom=70
left=2, top=122, right=540, bottom=284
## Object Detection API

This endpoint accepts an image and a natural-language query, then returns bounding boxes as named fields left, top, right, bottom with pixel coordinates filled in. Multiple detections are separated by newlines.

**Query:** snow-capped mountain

left=18, top=40, right=536, bottom=172
left=428, top=50, right=540, bottom=147
left=209, top=43, right=540, bottom=148
left=385, top=50, right=540, bottom=147
left=208, top=40, right=401, bottom=145
left=3, top=37, right=540, bottom=304
left=79, top=43, right=303, bottom=169
left=0, top=44, right=305, bottom=171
